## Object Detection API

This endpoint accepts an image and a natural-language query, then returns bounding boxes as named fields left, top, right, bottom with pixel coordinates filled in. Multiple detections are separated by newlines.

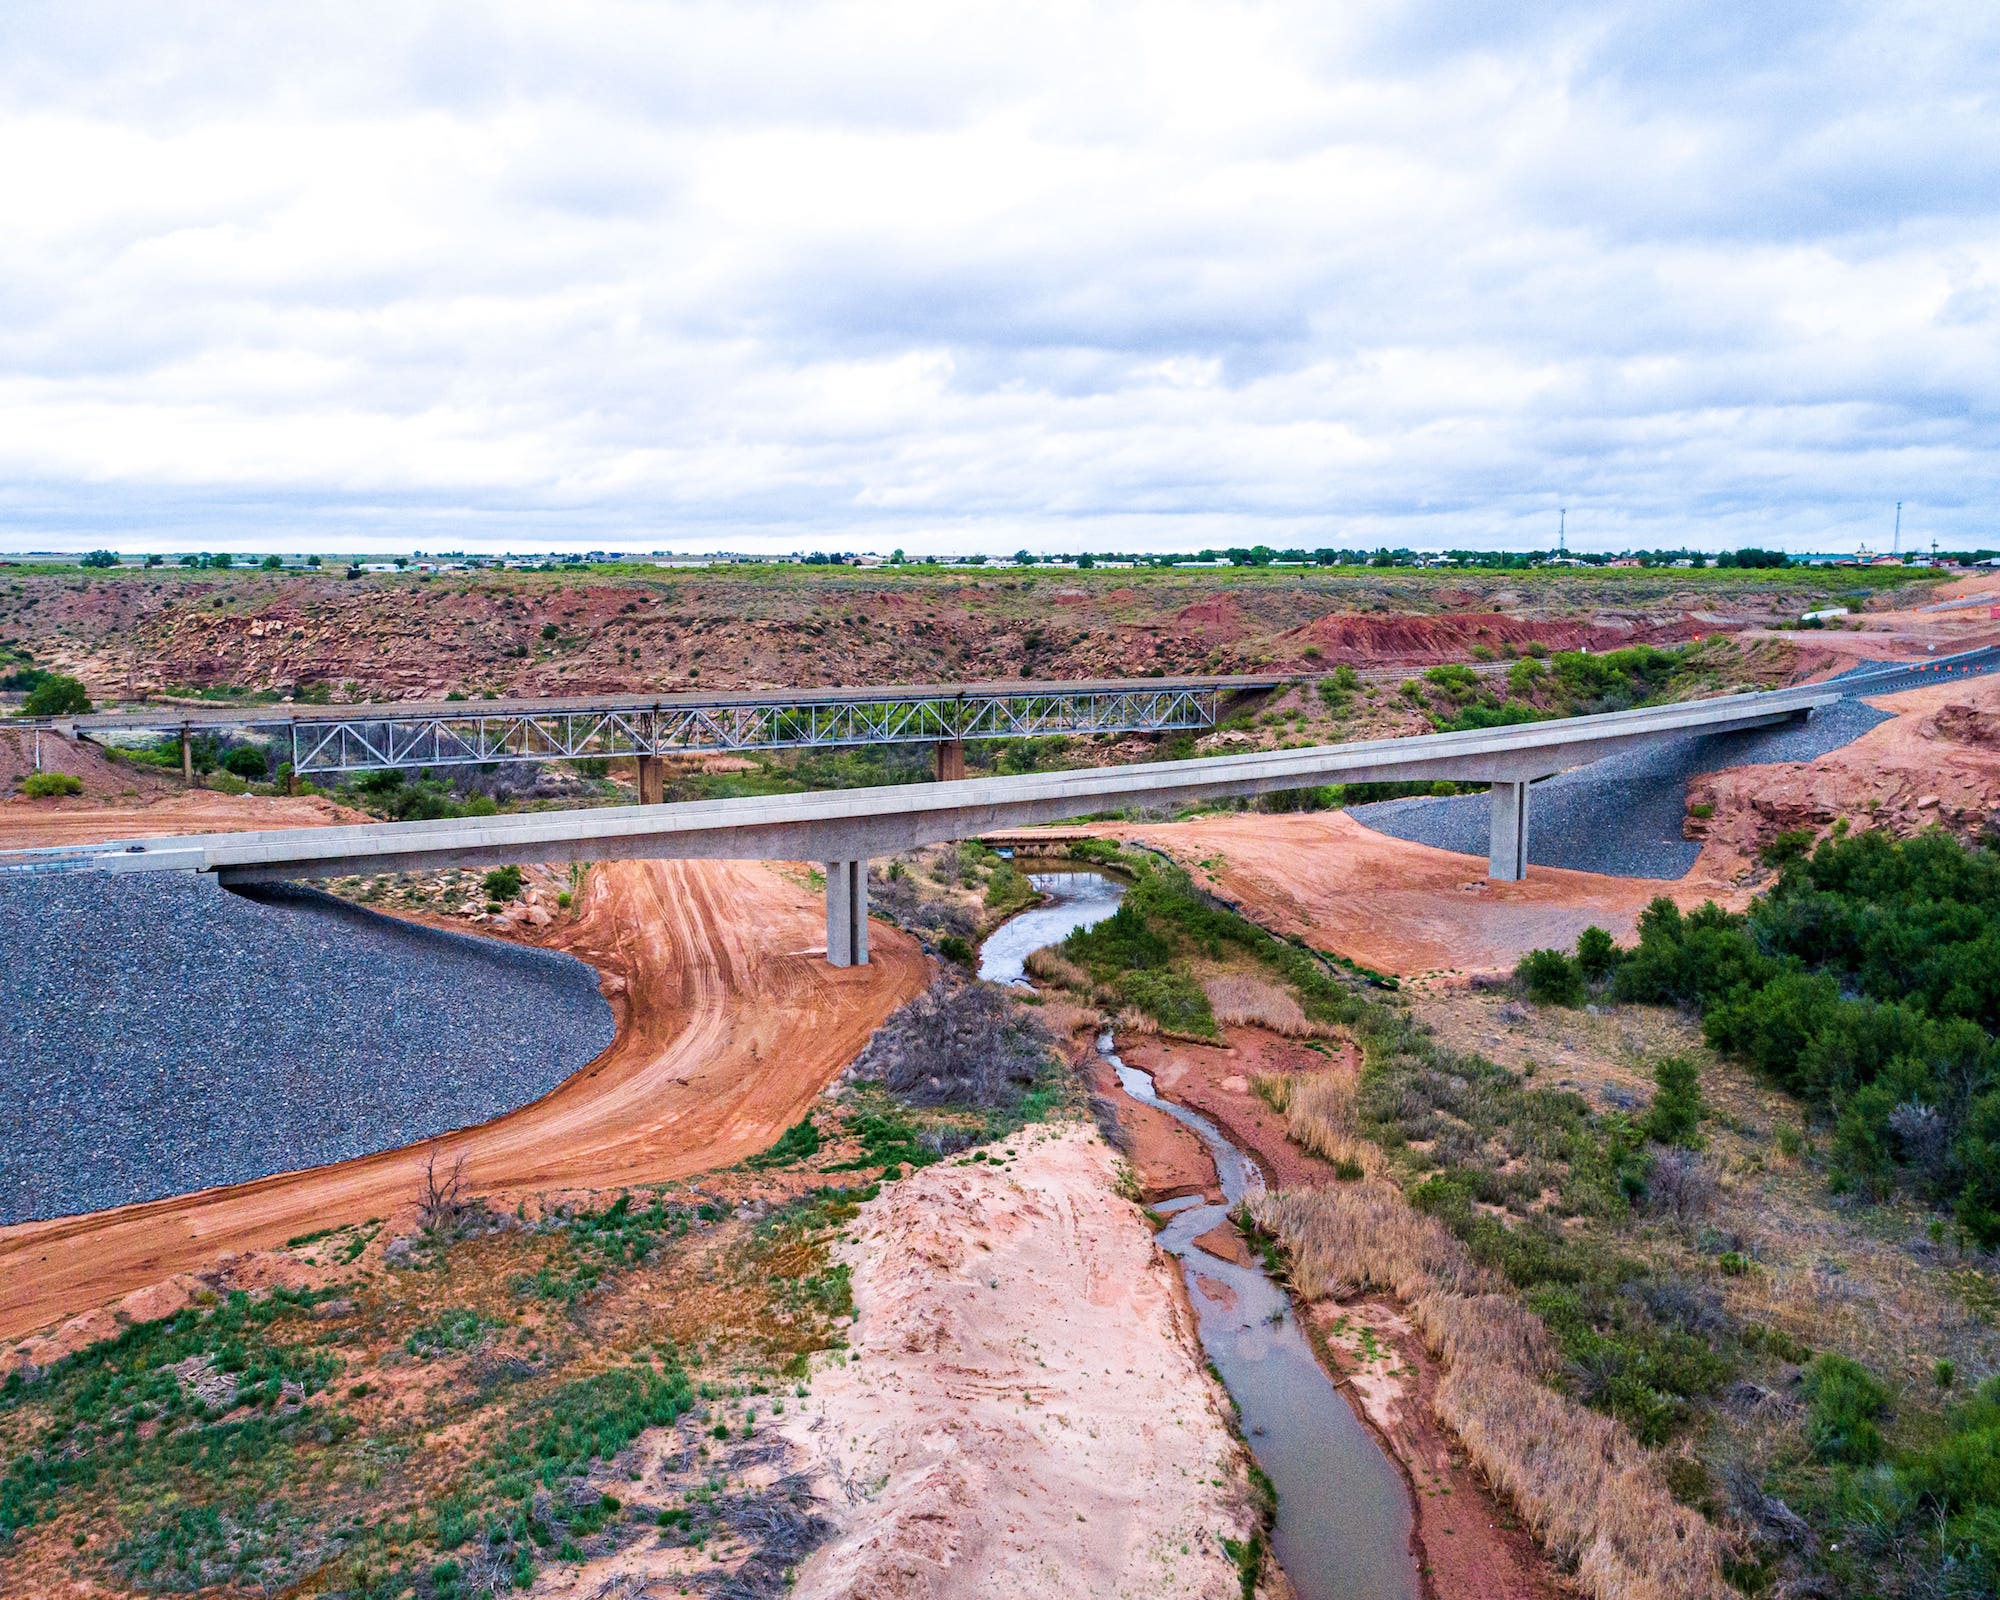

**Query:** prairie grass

left=1282, top=1072, right=1372, bottom=1173
left=1250, top=1071, right=1291, bottom=1113
left=1024, top=947, right=1092, bottom=991
left=1202, top=973, right=1321, bottom=1036
left=1252, top=1183, right=1729, bottom=1600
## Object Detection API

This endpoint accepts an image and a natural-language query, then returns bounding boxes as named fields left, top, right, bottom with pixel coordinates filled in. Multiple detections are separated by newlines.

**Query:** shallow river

left=980, top=871, right=1420, bottom=1600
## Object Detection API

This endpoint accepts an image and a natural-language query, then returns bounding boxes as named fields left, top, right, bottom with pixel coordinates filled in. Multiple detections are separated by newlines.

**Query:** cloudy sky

left=2, top=1, right=1996, bottom=554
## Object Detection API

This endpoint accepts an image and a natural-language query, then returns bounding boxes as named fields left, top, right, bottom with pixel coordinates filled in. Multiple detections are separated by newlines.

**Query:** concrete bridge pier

left=825, top=858, right=870, bottom=966
left=933, top=738, right=966, bottom=782
left=636, top=754, right=666, bottom=805
left=1488, top=780, right=1531, bottom=882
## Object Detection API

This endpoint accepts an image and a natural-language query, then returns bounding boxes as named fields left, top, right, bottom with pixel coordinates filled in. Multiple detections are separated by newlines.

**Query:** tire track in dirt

left=0, top=856, right=927, bottom=1342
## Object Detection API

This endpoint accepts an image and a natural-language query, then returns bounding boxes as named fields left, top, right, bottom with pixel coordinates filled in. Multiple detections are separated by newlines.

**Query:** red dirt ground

left=1122, top=810, right=1734, bottom=980
left=1686, top=673, right=2000, bottom=879
left=0, top=853, right=927, bottom=1343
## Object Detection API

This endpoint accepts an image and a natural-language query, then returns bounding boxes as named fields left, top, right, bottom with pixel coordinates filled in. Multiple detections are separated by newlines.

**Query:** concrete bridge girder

left=24, top=689, right=1838, bottom=969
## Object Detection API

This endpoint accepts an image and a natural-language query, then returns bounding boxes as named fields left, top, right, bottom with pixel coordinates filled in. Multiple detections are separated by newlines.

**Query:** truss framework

left=287, top=687, right=1220, bottom=775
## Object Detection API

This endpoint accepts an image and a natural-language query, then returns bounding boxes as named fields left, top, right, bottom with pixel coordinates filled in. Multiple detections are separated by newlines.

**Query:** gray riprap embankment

left=0, top=877, right=615, bottom=1225
left=1351, top=696, right=1896, bottom=879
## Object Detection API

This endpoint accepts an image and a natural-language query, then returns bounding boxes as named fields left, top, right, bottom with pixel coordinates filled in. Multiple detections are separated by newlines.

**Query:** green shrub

left=483, top=865, right=524, bottom=901
left=1900, top=1376, right=2000, bottom=1513
left=1518, top=948, right=1586, bottom=1006
left=1116, top=969, right=1215, bottom=1036
left=747, top=1118, right=821, bottom=1170
left=21, top=771, right=83, bottom=798
left=937, top=935, right=973, bottom=966
left=1802, top=1353, right=1889, bottom=1465
left=1575, top=925, right=1619, bottom=982
left=1605, top=834, right=2000, bottom=1239
left=221, top=745, right=268, bottom=778
left=1642, top=1057, right=1704, bottom=1147
left=21, top=674, right=92, bottom=716
left=1063, top=902, right=1169, bottom=977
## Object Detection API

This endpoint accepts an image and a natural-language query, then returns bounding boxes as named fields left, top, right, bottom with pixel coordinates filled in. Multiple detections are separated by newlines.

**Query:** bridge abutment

left=825, top=858, right=870, bottom=966
left=1488, top=780, right=1531, bottom=881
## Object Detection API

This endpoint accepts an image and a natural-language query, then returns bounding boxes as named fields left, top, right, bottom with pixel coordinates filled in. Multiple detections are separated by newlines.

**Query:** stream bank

left=1129, top=1028, right=1572, bottom=1600
left=980, top=873, right=1425, bottom=1600
left=980, top=871, right=1566, bottom=1600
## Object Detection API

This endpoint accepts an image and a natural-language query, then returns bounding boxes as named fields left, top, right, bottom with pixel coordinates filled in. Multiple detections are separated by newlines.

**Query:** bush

left=746, top=1118, right=821, bottom=1170
left=1607, top=835, right=2000, bottom=1238
left=1063, top=901, right=1170, bottom=976
left=1801, top=1353, right=1889, bottom=1465
left=1642, top=1057, right=1705, bottom=1147
left=1116, top=968, right=1216, bottom=1036
left=847, top=976, right=1053, bottom=1106
left=80, top=549, right=118, bottom=568
left=22, top=771, right=83, bottom=798
left=21, top=674, right=92, bottom=716
left=483, top=865, right=524, bottom=901
left=221, top=745, right=268, bottom=778
left=1518, top=948, right=1586, bottom=1006
left=1575, top=925, right=1618, bottom=983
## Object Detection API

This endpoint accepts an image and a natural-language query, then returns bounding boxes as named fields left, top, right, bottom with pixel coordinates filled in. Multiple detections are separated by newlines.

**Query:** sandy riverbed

left=780, top=1124, right=1272, bottom=1600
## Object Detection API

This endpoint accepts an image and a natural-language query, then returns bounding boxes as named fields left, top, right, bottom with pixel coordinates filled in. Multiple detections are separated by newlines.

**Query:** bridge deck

left=17, top=682, right=1837, bottom=882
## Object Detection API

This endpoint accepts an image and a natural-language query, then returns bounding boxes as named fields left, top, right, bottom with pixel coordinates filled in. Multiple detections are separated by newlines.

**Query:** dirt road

left=1123, top=810, right=1723, bottom=978
left=0, top=856, right=927, bottom=1342
left=0, top=787, right=366, bottom=848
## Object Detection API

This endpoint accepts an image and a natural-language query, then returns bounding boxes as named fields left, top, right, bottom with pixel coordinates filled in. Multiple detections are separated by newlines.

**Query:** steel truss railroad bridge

left=36, top=677, right=1283, bottom=788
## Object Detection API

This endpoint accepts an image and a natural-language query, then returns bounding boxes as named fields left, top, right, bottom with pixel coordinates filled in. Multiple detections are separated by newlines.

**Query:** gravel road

left=1350, top=696, right=1896, bottom=879
left=0, top=877, right=615, bottom=1224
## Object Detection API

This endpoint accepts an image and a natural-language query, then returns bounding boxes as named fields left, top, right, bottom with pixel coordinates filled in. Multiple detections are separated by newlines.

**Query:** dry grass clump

left=1253, top=1182, right=1730, bottom=1600
left=1203, top=973, right=1313, bottom=1034
left=1024, top=947, right=1092, bottom=991
left=1251, top=1071, right=1291, bottom=1112
left=1284, top=1072, right=1363, bottom=1167
left=1255, top=1067, right=1378, bottom=1176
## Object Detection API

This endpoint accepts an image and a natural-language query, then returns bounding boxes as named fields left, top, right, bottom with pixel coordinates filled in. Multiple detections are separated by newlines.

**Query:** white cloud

left=0, top=0, right=1995, bottom=553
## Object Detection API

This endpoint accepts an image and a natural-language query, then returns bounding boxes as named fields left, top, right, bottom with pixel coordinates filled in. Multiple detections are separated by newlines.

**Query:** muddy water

left=1112, top=1041, right=1420, bottom=1600
left=976, top=868, right=1127, bottom=985
left=981, top=877, right=1421, bottom=1600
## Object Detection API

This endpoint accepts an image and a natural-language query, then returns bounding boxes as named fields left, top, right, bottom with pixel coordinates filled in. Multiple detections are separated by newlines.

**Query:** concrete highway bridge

left=29, top=675, right=1284, bottom=790
left=5, top=682, right=1838, bottom=966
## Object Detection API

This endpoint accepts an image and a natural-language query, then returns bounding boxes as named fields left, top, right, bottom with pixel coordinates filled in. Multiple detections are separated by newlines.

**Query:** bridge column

left=180, top=727, right=194, bottom=788
left=824, top=859, right=870, bottom=966
left=1488, top=780, right=1530, bottom=882
left=636, top=754, right=666, bottom=805
left=933, top=739, right=965, bottom=782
